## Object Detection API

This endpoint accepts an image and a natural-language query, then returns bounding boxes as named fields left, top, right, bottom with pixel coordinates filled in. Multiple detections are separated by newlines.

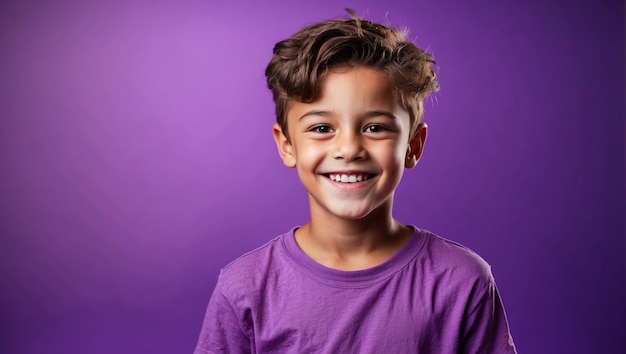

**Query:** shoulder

left=408, top=229, right=516, bottom=352
left=216, top=231, right=291, bottom=297
left=416, top=228, right=494, bottom=283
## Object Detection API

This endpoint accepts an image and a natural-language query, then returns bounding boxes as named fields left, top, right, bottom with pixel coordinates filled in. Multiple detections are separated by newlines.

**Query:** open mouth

left=325, top=173, right=375, bottom=183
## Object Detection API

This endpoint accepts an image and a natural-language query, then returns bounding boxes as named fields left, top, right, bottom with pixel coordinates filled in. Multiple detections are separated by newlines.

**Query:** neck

left=310, top=205, right=397, bottom=240
left=295, top=201, right=412, bottom=270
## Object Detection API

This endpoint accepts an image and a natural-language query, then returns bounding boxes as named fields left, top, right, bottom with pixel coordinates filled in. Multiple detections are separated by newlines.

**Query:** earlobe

left=405, top=122, right=428, bottom=169
left=273, top=123, right=296, bottom=168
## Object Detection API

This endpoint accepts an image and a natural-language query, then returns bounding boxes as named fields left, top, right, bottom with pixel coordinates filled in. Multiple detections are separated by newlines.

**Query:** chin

left=329, top=206, right=376, bottom=220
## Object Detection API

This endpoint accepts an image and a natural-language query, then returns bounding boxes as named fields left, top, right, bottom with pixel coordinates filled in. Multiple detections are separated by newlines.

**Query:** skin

left=273, top=65, right=427, bottom=271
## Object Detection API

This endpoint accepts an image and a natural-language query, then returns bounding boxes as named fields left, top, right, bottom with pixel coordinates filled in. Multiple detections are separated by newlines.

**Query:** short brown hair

left=265, top=9, right=439, bottom=140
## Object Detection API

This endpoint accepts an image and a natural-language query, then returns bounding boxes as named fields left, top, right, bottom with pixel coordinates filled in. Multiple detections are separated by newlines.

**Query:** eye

left=363, top=124, right=388, bottom=133
left=309, top=124, right=333, bottom=134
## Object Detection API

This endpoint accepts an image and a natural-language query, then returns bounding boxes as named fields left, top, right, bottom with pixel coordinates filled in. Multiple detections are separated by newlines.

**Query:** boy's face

left=273, top=66, right=426, bottom=221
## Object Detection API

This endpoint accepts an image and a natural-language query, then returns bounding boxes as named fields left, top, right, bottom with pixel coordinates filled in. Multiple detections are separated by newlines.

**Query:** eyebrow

left=364, top=110, right=397, bottom=120
left=298, top=110, right=397, bottom=121
left=298, top=110, right=330, bottom=121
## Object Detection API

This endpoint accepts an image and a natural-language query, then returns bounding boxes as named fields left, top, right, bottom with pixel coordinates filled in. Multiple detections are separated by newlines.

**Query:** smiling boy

left=195, top=10, right=516, bottom=354
left=273, top=65, right=424, bottom=271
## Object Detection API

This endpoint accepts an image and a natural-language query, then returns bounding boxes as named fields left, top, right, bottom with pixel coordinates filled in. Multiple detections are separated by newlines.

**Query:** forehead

left=321, top=65, right=394, bottom=99
left=287, top=66, right=403, bottom=120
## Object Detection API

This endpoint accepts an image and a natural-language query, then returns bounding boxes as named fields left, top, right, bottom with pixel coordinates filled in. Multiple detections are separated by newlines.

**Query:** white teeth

left=328, top=174, right=369, bottom=183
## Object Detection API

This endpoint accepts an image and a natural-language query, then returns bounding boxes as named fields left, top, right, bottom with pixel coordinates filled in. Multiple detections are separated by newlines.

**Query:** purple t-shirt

left=195, top=227, right=516, bottom=353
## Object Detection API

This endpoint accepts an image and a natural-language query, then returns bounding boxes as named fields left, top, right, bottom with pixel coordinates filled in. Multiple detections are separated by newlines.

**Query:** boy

left=195, top=10, right=516, bottom=354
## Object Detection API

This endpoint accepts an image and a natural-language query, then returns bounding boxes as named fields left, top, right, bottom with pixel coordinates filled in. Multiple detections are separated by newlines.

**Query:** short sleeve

left=194, top=276, right=252, bottom=354
left=460, top=278, right=517, bottom=354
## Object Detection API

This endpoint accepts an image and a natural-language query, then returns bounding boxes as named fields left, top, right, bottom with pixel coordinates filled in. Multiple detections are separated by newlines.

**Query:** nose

left=332, top=130, right=366, bottom=161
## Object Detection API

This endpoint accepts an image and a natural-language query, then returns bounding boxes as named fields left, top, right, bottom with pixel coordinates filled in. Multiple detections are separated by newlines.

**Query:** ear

left=405, top=122, right=427, bottom=169
left=273, top=123, right=296, bottom=168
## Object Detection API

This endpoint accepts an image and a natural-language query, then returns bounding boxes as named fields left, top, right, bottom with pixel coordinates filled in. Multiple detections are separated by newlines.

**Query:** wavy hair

left=265, top=9, right=439, bottom=140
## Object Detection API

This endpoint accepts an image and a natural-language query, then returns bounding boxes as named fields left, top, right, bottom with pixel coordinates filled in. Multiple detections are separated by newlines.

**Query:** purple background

left=1, top=0, right=624, bottom=353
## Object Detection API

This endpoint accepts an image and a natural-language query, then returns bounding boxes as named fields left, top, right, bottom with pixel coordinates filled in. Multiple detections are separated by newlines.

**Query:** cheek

left=370, top=141, right=406, bottom=167
left=295, top=143, right=326, bottom=169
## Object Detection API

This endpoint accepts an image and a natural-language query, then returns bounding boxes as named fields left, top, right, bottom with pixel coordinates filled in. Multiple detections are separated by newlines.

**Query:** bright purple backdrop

left=1, top=0, right=624, bottom=353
